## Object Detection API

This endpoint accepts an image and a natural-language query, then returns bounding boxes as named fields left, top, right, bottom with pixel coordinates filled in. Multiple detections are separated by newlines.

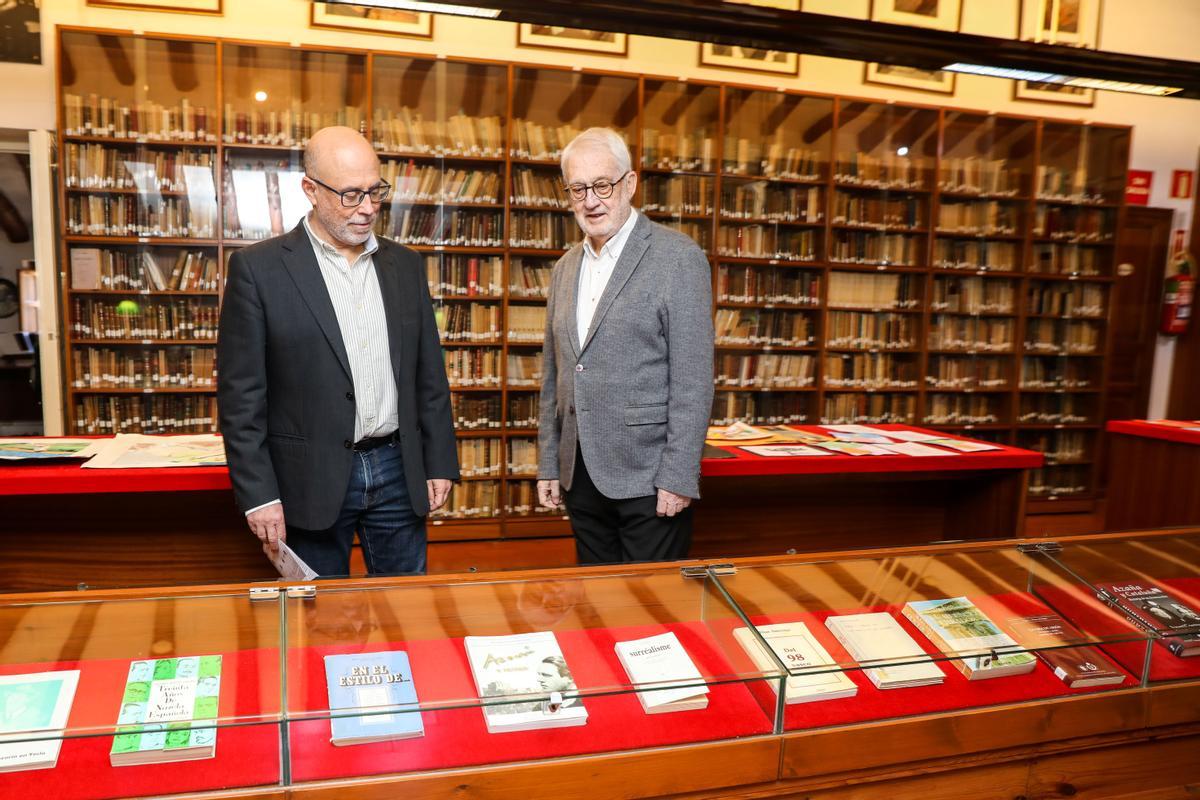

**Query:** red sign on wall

left=1126, top=170, right=1153, bottom=206
left=1170, top=170, right=1195, bottom=200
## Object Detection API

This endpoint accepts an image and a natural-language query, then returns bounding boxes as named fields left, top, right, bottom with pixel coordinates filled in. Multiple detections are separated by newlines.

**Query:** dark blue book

left=323, top=651, right=423, bottom=745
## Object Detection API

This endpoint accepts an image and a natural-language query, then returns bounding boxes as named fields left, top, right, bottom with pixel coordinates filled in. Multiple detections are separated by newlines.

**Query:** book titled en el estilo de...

left=323, top=650, right=424, bottom=745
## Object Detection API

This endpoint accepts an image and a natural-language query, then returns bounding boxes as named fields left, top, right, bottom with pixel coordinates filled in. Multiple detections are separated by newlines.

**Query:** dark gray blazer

left=217, top=223, right=459, bottom=530
left=537, top=213, right=715, bottom=499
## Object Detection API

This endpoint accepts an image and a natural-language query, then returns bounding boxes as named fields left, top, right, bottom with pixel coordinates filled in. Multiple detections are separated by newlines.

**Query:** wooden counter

left=1105, top=419, right=1200, bottom=531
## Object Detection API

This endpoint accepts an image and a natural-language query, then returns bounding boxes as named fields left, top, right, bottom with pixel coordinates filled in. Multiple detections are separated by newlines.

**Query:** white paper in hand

left=268, top=540, right=318, bottom=580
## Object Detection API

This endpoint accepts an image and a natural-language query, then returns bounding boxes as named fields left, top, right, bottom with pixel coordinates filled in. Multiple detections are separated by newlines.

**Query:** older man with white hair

left=536, top=127, right=715, bottom=564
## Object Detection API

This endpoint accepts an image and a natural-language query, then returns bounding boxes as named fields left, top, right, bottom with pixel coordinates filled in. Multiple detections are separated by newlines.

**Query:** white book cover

left=733, top=623, right=857, bottom=704
left=881, top=430, right=945, bottom=442
left=0, top=670, right=81, bottom=773
left=464, top=631, right=588, bottom=733
left=825, top=613, right=944, bottom=689
left=876, top=442, right=954, bottom=457
left=614, top=632, right=709, bottom=712
left=739, top=445, right=833, bottom=457
left=923, top=438, right=1001, bottom=453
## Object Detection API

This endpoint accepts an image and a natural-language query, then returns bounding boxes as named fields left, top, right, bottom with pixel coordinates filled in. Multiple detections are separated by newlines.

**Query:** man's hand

left=656, top=488, right=692, bottom=518
left=537, top=479, right=562, bottom=509
left=247, top=503, right=286, bottom=550
left=427, top=479, right=452, bottom=512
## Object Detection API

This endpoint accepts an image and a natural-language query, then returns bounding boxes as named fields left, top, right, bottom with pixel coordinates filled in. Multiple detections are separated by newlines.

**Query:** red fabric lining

left=1106, top=420, right=1200, bottom=447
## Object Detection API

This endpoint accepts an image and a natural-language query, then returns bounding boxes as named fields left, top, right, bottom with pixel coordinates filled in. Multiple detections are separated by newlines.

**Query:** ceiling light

left=254, top=91, right=268, bottom=102
left=896, top=146, right=909, bottom=156
left=942, top=63, right=1183, bottom=96
left=324, top=0, right=502, bottom=17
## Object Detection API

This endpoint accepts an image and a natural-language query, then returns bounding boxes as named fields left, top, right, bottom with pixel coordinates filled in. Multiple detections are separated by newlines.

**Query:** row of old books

left=823, top=353, right=919, bottom=389
left=822, top=392, right=916, bottom=424
left=381, top=208, right=505, bottom=248
left=508, top=260, right=554, bottom=298
left=71, top=347, right=217, bottom=390
left=827, top=272, right=920, bottom=310
left=70, top=298, right=219, bottom=341
left=437, top=303, right=501, bottom=342
left=720, top=183, right=823, bottom=223
left=508, top=212, right=578, bottom=250
left=510, top=167, right=569, bottom=208
left=716, top=227, right=818, bottom=261
left=714, top=354, right=816, bottom=389
left=924, top=394, right=1003, bottom=426
left=1024, top=320, right=1102, bottom=354
left=716, top=265, right=821, bottom=306
left=506, top=353, right=542, bottom=387
left=452, top=394, right=502, bottom=430
left=1034, top=164, right=1096, bottom=202
left=430, top=480, right=499, bottom=519
left=1029, top=465, right=1091, bottom=496
left=507, top=305, right=546, bottom=343
left=70, top=248, right=219, bottom=293
left=457, top=438, right=504, bottom=478
left=373, top=109, right=505, bottom=158
left=930, top=276, right=1015, bottom=314
left=1031, top=242, right=1105, bottom=275
left=425, top=255, right=504, bottom=298
left=220, top=104, right=364, bottom=147
left=1017, top=394, right=1091, bottom=424
left=711, top=391, right=808, bottom=425
left=926, top=355, right=1010, bottom=390
left=832, top=192, right=923, bottom=229
left=73, top=395, right=218, bottom=434
left=641, top=130, right=716, bottom=172
left=830, top=231, right=921, bottom=266
left=506, top=438, right=538, bottom=476
left=937, top=157, right=1021, bottom=197
left=67, top=195, right=217, bottom=239
left=382, top=161, right=503, bottom=205
left=1026, top=283, right=1106, bottom=318
left=834, top=153, right=927, bottom=190
left=506, top=394, right=539, bottom=429
left=714, top=309, right=816, bottom=347
left=62, top=93, right=217, bottom=142
left=506, top=480, right=562, bottom=516
left=826, top=311, right=915, bottom=350
left=510, top=120, right=585, bottom=162
left=934, top=239, right=1019, bottom=272
left=928, top=316, right=1014, bottom=352
left=642, top=175, right=714, bottom=216
left=1034, top=206, right=1113, bottom=241
left=936, top=200, right=1020, bottom=235
left=443, top=348, right=501, bottom=388
left=1022, top=430, right=1089, bottom=462
left=64, top=144, right=216, bottom=192
left=1019, top=357, right=1094, bottom=389
left=721, top=140, right=823, bottom=181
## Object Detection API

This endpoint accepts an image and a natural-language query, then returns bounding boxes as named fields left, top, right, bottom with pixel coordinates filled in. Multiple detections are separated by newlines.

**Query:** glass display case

left=3, top=531, right=1197, bottom=799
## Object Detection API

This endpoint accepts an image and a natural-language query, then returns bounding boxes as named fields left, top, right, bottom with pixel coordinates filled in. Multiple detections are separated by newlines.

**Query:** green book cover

left=110, top=655, right=221, bottom=760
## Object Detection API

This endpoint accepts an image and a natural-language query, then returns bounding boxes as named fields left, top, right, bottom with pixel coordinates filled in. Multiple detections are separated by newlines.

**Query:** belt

left=352, top=432, right=397, bottom=451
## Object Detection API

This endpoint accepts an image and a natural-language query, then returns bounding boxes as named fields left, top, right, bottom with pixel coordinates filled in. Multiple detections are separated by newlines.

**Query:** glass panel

left=285, top=571, right=780, bottom=782
left=711, top=546, right=1149, bottom=732
left=1035, top=534, right=1200, bottom=683
left=0, top=592, right=282, bottom=799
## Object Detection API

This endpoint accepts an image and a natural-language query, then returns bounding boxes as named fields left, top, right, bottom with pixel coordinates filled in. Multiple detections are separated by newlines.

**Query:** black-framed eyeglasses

left=564, top=171, right=631, bottom=202
left=306, top=174, right=392, bottom=207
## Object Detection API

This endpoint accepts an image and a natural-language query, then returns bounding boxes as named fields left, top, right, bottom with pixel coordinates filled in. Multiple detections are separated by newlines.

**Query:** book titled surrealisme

left=902, top=598, right=1036, bottom=681
left=614, top=632, right=709, bottom=714
left=464, top=631, right=588, bottom=734
left=0, top=670, right=81, bottom=773
left=323, top=651, right=423, bottom=745
left=109, top=655, right=222, bottom=766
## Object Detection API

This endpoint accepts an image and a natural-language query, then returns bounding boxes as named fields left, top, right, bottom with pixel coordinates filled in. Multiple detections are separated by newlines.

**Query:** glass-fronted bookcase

left=55, top=27, right=1131, bottom=521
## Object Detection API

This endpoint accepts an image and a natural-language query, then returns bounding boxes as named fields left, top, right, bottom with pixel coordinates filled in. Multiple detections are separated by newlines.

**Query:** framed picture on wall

left=864, top=63, right=955, bottom=95
left=870, top=0, right=962, bottom=31
left=516, top=24, right=628, bottom=56
left=1018, top=0, right=1102, bottom=47
left=699, top=44, right=799, bottom=76
left=311, top=3, right=433, bottom=39
left=84, top=0, right=222, bottom=13
left=1013, top=80, right=1095, bottom=106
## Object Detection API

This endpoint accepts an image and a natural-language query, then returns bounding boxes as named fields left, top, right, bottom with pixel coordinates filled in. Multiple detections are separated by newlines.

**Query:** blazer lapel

left=373, top=242, right=410, bottom=382
left=580, top=214, right=652, bottom=353
left=280, top=223, right=353, bottom=383
left=562, top=246, right=585, bottom=357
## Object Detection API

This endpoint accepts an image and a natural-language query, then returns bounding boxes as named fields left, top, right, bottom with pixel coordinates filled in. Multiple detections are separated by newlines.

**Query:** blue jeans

left=286, top=441, right=426, bottom=577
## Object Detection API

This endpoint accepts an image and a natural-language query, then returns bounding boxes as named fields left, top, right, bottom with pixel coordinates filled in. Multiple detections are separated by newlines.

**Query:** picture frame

left=870, top=0, right=962, bottom=31
left=1013, top=80, right=1095, bottom=107
left=84, top=0, right=222, bottom=14
left=1018, top=0, right=1102, bottom=47
left=516, top=24, right=628, bottom=57
left=699, top=43, right=800, bottom=76
left=864, top=62, right=955, bottom=95
left=0, top=0, right=41, bottom=64
left=311, top=3, right=433, bottom=39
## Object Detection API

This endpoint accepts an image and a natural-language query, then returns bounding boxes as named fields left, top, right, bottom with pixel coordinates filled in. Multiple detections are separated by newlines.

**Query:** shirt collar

left=582, top=208, right=638, bottom=261
left=302, top=214, right=380, bottom=261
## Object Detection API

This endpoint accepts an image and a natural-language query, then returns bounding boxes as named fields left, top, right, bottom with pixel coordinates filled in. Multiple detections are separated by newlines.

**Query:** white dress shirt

left=245, top=217, right=399, bottom=517
left=577, top=208, right=639, bottom=345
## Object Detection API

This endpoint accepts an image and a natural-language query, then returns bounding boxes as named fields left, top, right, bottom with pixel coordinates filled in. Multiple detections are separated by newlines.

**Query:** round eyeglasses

left=306, top=174, right=393, bottom=207
left=563, top=171, right=630, bottom=202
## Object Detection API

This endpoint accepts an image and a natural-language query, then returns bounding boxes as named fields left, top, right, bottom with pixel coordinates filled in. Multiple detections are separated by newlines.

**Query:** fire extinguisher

left=1161, top=253, right=1195, bottom=336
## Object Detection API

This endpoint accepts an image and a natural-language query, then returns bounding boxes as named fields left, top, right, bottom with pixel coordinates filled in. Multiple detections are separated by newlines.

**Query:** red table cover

left=1106, top=419, right=1200, bottom=447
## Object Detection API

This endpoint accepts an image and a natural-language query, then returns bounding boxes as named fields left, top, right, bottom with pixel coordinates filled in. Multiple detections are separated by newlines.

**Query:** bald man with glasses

left=537, top=127, right=714, bottom=564
left=218, top=126, right=458, bottom=577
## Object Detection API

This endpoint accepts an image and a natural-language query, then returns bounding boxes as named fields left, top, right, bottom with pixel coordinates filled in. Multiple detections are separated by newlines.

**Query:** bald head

left=303, top=126, right=379, bottom=180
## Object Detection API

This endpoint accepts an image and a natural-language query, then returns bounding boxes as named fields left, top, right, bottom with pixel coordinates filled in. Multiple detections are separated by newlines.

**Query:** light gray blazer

left=537, top=213, right=715, bottom=499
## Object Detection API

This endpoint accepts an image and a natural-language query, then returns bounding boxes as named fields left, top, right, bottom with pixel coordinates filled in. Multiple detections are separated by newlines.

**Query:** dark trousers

left=563, top=448, right=693, bottom=565
left=286, top=440, right=426, bottom=577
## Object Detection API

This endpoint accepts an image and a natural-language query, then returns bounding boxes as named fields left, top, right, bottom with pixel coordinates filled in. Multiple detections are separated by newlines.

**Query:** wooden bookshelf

left=55, top=27, right=1130, bottom=515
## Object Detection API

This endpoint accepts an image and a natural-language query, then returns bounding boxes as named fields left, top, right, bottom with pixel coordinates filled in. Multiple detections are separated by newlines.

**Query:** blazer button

left=568, top=405, right=575, bottom=415
left=346, top=391, right=354, bottom=401
left=343, top=440, right=352, bottom=449
left=575, top=364, right=584, bottom=372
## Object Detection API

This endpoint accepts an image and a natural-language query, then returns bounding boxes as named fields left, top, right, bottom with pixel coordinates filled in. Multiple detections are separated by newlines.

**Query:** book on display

left=323, top=651, right=424, bottom=745
left=464, top=631, right=588, bottom=733
left=0, top=670, right=81, bottom=772
left=824, top=613, right=944, bottom=689
left=1005, top=614, right=1126, bottom=688
left=733, top=622, right=857, bottom=704
left=109, top=655, right=222, bottom=766
left=902, top=598, right=1036, bottom=680
left=614, top=632, right=709, bottom=713
left=1099, top=583, right=1200, bottom=657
